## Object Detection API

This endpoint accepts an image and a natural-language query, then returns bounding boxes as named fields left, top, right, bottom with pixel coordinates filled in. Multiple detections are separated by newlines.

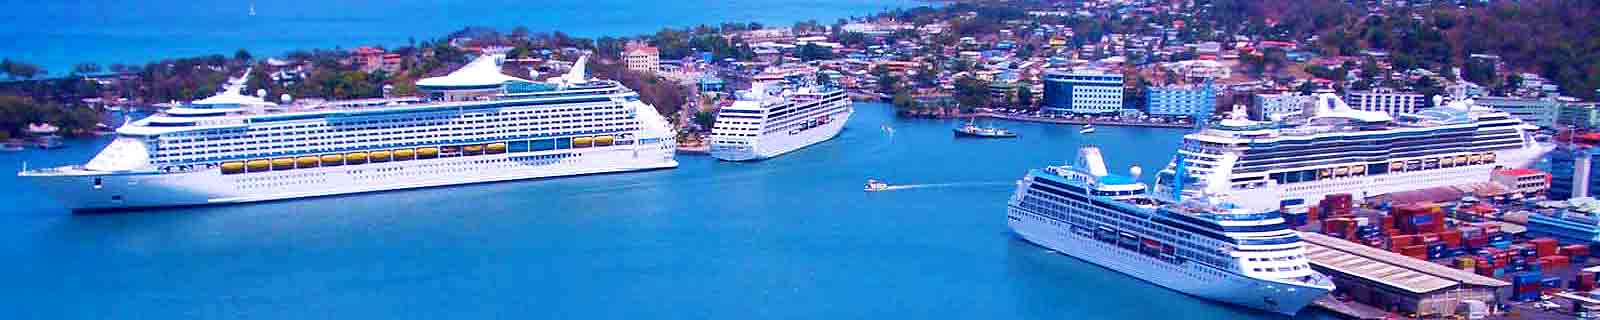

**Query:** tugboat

left=1079, top=123, right=1095, bottom=134
left=864, top=179, right=891, bottom=192
left=953, top=118, right=1017, bottom=138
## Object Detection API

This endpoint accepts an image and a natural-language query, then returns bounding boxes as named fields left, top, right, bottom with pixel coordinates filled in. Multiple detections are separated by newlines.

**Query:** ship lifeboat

left=486, top=142, right=507, bottom=154
left=573, top=137, right=594, bottom=148
left=246, top=159, right=271, bottom=172
left=1469, top=154, right=1483, bottom=164
left=272, top=158, right=295, bottom=170
left=1334, top=167, right=1349, bottom=176
left=321, top=154, right=344, bottom=166
left=417, top=147, right=439, bottom=159
left=1440, top=156, right=1454, bottom=166
left=594, top=136, right=614, bottom=147
left=1484, top=153, right=1496, bottom=162
left=369, top=150, right=392, bottom=163
left=345, top=152, right=368, bottom=165
left=393, top=149, right=415, bottom=161
left=1352, top=165, right=1366, bottom=174
left=1455, top=155, right=1468, bottom=165
left=1318, top=168, right=1331, bottom=178
left=1390, top=161, right=1404, bottom=171
left=297, top=156, right=320, bottom=168
left=220, top=162, right=245, bottom=174
left=463, top=144, right=484, bottom=155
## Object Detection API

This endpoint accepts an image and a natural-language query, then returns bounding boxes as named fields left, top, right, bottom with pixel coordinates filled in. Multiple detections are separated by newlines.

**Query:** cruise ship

left=21, top=55, right=678, bottom=211
left=1007, top=146, right=1334, bottom=315
left=1154, top=93, right=1552, bottom=213
left=709, top=81, right=852, bottom=161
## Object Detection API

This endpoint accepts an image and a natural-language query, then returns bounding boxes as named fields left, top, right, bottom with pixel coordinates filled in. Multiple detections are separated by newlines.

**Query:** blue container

left=1515, top=272, right=1544, bottom=284
left=1511, top=264, right=1529, bottom=272
left=1491, top=241, right=1512, bottom=249
left=1520, top=247, right=1538, bottom=257
left=1489, top=233, right=1509, bottom=242
left=1512, top=291, right=1540, bottom=302
left=1575, top=256, right=1590, bottom=264
left=1542, top=277, right=1563, bottom=288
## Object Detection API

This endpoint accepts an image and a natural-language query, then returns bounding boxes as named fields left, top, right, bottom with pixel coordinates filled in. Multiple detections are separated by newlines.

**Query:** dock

left=973, top=112, right=1193, bottom=129
left=1300, top=232, right=1510, bottom=318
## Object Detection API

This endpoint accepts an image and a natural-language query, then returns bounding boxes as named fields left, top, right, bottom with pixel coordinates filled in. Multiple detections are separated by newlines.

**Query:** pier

left=973, top=112, right=1193, bottom=129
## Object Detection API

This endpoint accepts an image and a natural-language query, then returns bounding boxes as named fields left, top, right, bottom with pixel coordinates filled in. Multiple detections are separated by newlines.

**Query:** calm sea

left=1, top=0, right=921, bottom=74
left=0, top=103, right=1336, bottom=319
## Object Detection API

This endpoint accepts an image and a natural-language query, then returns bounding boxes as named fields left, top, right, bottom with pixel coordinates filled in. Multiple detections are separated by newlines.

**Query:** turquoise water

left=1, top=0, right=919, bottom=74
left=0, top=103, right=1335, bottom=319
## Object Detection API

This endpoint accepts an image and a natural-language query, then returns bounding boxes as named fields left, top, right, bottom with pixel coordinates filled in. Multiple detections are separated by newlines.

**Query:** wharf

left=1309, top=295, right=1390, bottom=319
left=974, top=112, right=1192, bottom=128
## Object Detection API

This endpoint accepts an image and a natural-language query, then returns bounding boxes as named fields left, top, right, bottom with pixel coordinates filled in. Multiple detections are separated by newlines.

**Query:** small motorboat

left=864, top=179, right=891, bottom=192
left=1079, top=123, right=1095, bottom=134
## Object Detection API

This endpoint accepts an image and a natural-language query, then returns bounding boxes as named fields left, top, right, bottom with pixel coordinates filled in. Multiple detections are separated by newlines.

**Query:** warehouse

left=1301, top=233, right=1511, bottom=316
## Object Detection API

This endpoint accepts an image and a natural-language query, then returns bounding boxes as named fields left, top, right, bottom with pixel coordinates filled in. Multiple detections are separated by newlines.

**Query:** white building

left=1043, top=70, right=1124, bottom=114
left=1345, top=89, right=1427, bottom=115
left=1474, top=96, right=1560, bottom=129
left=1252, top=92, right=1314, bottom=121
left=623, top=43, right=659, bottom=75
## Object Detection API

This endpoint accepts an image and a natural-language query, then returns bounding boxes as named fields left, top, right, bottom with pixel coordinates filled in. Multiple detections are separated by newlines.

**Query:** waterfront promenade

left=974, top=112, right=1194, bottom=129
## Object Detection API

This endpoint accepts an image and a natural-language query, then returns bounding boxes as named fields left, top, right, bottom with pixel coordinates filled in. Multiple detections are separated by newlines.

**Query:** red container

left=1531, top=238, right=1560, bottom=257
left=1391, top=234, right=1417, bottom=247
left=1562, top=244, right=1590, bottom=257
left=1466, top=236, right=1489, bottom=249
left=1539, top=256, right=1571, bottom=269
left=1402, top=245, right=1427, bottom=257
left=1441, top=230, right=1463, bottom=248
left=1381, top=215, right=1396, bottom=230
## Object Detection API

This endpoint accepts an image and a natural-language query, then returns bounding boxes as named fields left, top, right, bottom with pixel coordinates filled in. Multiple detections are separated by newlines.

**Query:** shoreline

left=974, top=112, right=1195, bottom=129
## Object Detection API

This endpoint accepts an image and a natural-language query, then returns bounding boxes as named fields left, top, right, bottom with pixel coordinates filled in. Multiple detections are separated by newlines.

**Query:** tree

left=796, top=43, right=834, bottom=62
left=234, top=49, right=253, bottom=62
left=953, top=76, right=991, bottom=109
left=71, top=63, right=101, bottom=76
left=0, top=58, right=45, bottom=80
left=1018, top=85, right=1034, bottom=107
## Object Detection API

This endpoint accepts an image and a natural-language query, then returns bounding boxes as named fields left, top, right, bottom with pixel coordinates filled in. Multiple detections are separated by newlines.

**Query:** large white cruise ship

left=709, top=82, right=851, bottom=161
left=1007, top=146, right=1335, bottom=315
left=21, top=55, right=678, bottom=211
left=1154, top=93, right=1552, bottom=212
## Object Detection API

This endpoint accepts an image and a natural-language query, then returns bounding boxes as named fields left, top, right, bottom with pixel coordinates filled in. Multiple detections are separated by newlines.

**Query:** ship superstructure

left=709, top=81, right=852, bottom=161
left=1007, top=146, right=1334, bottom=314
left=1154, top=93, right=1551, bottom=212
left=22, top=55, right=678, bottom=211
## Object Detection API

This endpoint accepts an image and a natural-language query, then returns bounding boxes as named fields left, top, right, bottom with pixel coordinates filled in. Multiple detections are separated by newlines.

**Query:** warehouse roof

left=1300, top=232, right=1509, bottom=294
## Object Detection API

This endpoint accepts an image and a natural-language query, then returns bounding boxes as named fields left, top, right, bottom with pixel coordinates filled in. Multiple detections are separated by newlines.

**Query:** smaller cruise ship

left=1007, top=146, right=1334, bottom=314
left=709, top=81, right=852, bottom=161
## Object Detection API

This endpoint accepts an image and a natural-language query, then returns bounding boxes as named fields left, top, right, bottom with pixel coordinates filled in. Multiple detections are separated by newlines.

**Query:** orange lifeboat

left=368, top=150, right=392, bottom=163
left=246, top=159, right=271, bottom=172
left=393, top=149, right=416, bottom=161
left=272, top=158, right=295, bottom=170
left=220, top=162, right=245, bottom=174
left=297, top=156, right=320, bottom=168
left=417, top=147, right=439, bottom=159
left=321, top=154, right=344, bottom=166
left=486, top=142, right=507, bottom=154
left=345, top=152, right=368, bottom=165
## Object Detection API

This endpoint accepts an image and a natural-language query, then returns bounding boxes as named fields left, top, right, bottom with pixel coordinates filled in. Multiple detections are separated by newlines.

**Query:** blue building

left=1548, top=146, right=1600, bottom=200
left=1145, top=85, right=1216, bottom=117
left=1043, top=70, right=1124, bottom=114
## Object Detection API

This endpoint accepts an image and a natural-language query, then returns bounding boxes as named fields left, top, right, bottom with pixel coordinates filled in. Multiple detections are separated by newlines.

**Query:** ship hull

left=712, top=108, right=852, bottom=162
left=25, top=142, right=677, bottom=211
left=1007, top=206, right=1330, bottom=315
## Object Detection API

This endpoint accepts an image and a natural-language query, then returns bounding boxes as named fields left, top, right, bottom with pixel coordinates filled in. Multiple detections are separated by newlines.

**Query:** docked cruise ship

left=709, top=81, right=852, bottom=161
left=21, top=55, right=678, bottom=211
left=1154, top=93, right=1551, bottom=212
left=1007, top=146, right=1334, bottom=315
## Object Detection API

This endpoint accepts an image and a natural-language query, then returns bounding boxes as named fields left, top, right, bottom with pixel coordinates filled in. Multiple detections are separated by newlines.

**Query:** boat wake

left=878, top=181, right=1012, bottom=191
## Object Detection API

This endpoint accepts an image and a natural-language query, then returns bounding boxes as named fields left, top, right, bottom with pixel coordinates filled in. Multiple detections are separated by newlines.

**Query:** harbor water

left=0, top=103, right=1335, bottom=319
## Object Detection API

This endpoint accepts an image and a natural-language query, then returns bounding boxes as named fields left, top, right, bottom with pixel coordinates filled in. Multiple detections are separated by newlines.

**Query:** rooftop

left=1301, top=232, right=1509, bottom=295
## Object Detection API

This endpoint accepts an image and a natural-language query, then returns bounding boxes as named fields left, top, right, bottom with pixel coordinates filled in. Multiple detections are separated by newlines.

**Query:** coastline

left=974, top=112, right=1195, bottom=129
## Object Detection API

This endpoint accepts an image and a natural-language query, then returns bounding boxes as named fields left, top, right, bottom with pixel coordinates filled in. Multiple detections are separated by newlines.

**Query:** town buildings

left=1475, top=96, right=1560, bottom=129
left=1042, top=70, right=1123, bottom=114
left=1345, top=89, right=1427, bottom=116
left=1549, top=146, right=1600, bottom=200
left=1253, top=92, right=1314, bottom=121
left=1145, top=84, right=1216, bottom=117
left=624, top=43, right=660, bottom=74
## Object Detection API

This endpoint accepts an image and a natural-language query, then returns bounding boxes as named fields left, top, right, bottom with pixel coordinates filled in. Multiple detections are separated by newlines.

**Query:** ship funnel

left=563, top=55, right=589, bottom=84
left=1074, top=146, right=1109, bottom=177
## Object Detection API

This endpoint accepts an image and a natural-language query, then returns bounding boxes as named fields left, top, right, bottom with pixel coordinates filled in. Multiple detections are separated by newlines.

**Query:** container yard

left=1296, top=191, right=1600, bottom=319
